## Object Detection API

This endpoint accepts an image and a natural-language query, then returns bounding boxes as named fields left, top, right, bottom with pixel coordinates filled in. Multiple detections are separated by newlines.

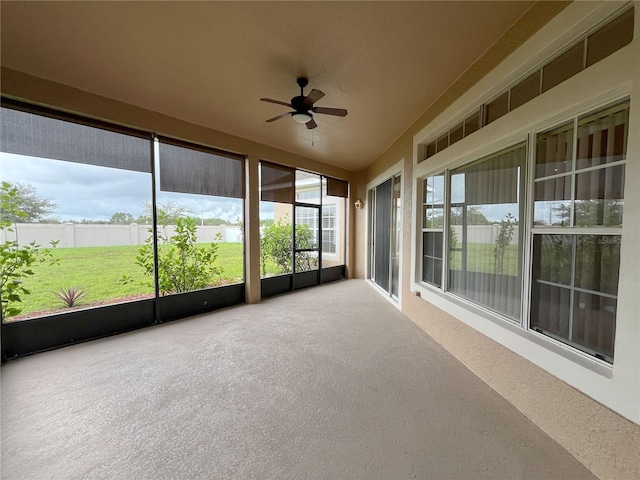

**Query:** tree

left=135, top=201, right=195, bottom=225
left=260, top=215, right=316, bottom=276
left=449, top=205, right=491, bottom=225
left=553, top=200, right=623, bottom=227
left=1, top=181, right=59, bottom=319
left=0, top=181, right=57, bottom=223
left=110, top=212, right=135, bottom=224
left=493, top=213, right=515, bottom=274
left=134, top=216, right=223, bottom=295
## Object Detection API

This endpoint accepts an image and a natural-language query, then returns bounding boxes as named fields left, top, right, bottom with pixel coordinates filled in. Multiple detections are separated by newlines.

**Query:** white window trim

left=410, top=1, right=638, bottom=423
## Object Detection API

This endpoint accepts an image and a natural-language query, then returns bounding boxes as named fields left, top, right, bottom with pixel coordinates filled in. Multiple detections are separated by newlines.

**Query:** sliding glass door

left=369, top=175, right=401, bottom=299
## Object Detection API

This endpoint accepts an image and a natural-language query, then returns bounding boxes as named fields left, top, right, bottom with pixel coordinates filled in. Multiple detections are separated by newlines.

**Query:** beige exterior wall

left=360, top=2, right=640, bottom=479
left=2, top=1, right=638, bottom=478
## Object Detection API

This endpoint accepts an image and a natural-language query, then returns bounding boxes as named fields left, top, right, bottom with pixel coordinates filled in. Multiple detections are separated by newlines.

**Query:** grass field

left=449, top=243, right=519, bottom=275
left=9, top=243, right=247, bottom=318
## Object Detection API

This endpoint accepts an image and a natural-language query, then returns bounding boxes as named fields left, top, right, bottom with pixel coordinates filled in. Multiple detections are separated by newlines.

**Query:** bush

left=136, top=216, right=223, bottom=295
left=1, top=181, right=59, bottom=319
left=260, top=215, right=317, bottom=276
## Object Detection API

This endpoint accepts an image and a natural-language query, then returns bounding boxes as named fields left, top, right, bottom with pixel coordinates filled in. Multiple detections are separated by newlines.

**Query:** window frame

left=527, top=99, right=628, bottom=363
left=413, top=96, right=629, bottom=369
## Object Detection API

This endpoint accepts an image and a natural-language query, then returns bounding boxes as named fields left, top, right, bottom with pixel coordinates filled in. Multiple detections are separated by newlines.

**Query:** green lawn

left=9, top=243, right=246, bottom=318
left=449, top=243, right=519, bottom=276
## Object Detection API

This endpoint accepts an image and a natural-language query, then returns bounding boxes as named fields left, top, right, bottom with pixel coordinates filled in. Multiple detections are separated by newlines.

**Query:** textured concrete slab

left=1, top=280, right=596, bottom=479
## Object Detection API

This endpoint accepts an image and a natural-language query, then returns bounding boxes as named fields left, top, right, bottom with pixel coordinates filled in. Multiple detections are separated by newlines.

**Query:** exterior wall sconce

left=354, top=199, right=364, bottom=210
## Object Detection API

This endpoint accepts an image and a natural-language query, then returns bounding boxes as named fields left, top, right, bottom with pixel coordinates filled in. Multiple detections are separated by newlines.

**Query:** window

left=421, top=174, right=445, bottom=287
left=448, top=144, right=525, bottom=320
left=417, top=101, right=628, bottom=363
left=321, top=176, right=347, bottom=269
left=419, top=6, right=634, bottom=163
left=484, top=92, right=510, bottom=125
left=530, top=101, right=628, bottom=362
left=322, top=205, right=337, bottom=254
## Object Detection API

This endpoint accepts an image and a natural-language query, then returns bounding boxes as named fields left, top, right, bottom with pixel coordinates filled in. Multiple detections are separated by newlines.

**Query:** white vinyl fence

left=1, top=223, right=242, bottom=248
left=451, top=224, right=520, bottom=245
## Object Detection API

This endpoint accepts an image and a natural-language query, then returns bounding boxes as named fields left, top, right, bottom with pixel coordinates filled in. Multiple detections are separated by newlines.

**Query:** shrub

left=136, top=216, right=223, bottom=295
left=1, top=181, right=59, bottom=319
left=52, top=286, right=87, bottom=308
left=260, top=214, right=317, bottom=276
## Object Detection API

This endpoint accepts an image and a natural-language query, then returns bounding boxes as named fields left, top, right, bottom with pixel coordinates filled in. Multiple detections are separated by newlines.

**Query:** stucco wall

left=361, top=2, right=640, bottom=479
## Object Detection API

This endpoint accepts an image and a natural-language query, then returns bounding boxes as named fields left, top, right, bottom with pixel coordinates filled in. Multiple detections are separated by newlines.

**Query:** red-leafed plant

left=52, top=286, right=87, bottom=308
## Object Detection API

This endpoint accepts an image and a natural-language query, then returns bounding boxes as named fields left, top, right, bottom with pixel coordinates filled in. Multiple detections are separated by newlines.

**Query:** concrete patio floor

left=1, top=280, right=596, bottom=479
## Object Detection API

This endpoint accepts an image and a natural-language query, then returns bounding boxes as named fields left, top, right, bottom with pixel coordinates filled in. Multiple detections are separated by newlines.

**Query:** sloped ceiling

left=1, top=1, right=535, bottom=171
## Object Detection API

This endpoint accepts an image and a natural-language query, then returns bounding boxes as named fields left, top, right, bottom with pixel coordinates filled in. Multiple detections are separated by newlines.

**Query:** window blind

left=326, top=177, right=348, bottom=198
left=260, top=161, right=295, bottom=204
left=159, top=140, right=245, bottom=199
left=1, top=106, right=151, bottom=173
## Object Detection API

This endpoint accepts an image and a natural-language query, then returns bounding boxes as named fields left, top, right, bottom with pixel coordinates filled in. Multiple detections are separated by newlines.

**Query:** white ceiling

left=1, top=1, right=534, bottom=172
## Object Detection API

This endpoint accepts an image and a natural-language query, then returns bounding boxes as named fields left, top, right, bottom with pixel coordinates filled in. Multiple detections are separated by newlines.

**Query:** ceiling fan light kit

left=292, top=112, right=313, bottom=124
left=261, top=77, right=347, bottom=130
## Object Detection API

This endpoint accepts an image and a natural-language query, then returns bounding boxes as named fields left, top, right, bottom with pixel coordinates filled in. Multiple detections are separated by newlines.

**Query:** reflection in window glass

left=510, top=71, right=541, bottom=110
left=531, top=234, right=620, bottom=361
left=542, top=42, right=584, bottom=92
left=534, top=176, right=571, bottom=226
left=530, top=101, right=627, bottom=363
left=422, top=174, right=445, bottom=288
left=484, top=92, right=509, bottom=125
left=574, top=166, right=625, bottom=227
left=536, top=122, right=573, bottom=178
left=450, top=173, right=465, bottom=205
left=426, top=141, right=437, bottom=159
left=449, top=123, right=464, bottom=146
left=436, top=133, right=449, bottom=153
left=448, top=144, right=525, bottom=320
left=575, top=235, right=621, bottom=296
left=586, top=7, right=634, bottom=67
left=0, top=108, right=154, bottom=322
left=464, top=111, right=480, bottom=136
left=576, top=107, right=628, bottom=170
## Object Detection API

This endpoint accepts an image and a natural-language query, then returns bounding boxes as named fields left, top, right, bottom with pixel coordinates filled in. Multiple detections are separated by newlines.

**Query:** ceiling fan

left=260, top=77, right=348, bottom=130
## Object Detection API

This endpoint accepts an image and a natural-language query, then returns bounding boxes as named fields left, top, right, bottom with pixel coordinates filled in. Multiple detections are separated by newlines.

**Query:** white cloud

left=1, top=153, right=244, bottom=222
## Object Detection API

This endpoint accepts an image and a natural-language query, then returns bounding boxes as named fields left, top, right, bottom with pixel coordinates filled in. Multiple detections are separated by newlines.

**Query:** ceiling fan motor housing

left=291, top=96, right=311, bottom=113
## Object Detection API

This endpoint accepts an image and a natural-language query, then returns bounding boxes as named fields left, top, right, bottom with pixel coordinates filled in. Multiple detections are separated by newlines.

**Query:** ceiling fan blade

left=304, top=89, right=325, bottom=105
left=305, top=118, right=318, bottom=130
left=266, top=112, right=292, bottom=123
left=313, top=107, right=348, bottom=117
left=261, top=98, right=293, bottom=108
